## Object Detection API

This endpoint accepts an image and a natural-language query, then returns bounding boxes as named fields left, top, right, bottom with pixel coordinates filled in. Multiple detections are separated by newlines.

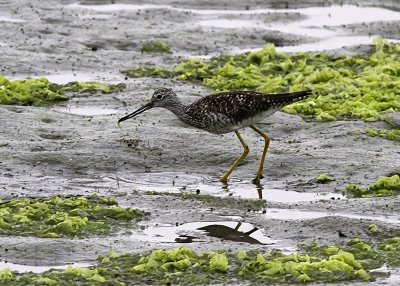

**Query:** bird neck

left=163, top=98, right=187, bottom=119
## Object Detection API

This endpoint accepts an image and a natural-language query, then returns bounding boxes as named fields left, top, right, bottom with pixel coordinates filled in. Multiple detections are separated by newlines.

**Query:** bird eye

left=156, top=94, right=163, bottom=100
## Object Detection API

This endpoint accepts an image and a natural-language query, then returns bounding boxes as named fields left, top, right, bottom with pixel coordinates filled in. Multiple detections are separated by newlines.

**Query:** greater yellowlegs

left=118, top=88, right=311, bottom=184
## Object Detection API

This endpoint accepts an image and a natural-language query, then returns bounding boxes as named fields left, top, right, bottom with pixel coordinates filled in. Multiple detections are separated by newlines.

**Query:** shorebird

left=118, top=88, right=311, bottom=184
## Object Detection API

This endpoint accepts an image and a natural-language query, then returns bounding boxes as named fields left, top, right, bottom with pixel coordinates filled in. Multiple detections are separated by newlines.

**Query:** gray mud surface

left=1, top=0, right=400, bottom=284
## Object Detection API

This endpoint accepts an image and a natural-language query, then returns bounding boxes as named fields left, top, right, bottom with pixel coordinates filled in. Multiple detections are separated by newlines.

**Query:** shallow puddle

left=7, top=72, right=97, bottom=84
left=106, top=173, right=400, bottom=226
left=277, top=36, right=399, bottom=52
left=44, top=72, right=98, bottom=85
left=0, top=261, right=92, bottom=273
left=267, top=208, right=400, bottom=225
left=67, top=3, right=174, bottom=12
left=105, top=173, right=343, bottom=202
left=131, top=221, right=276, bottom=245
left=53, top=105, right=118, bottom=116
left=0, top=16, right=25, bottom=23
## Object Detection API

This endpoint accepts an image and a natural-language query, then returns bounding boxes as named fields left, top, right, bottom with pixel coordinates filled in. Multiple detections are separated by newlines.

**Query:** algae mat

left=0, top=0, right=400, bottom=285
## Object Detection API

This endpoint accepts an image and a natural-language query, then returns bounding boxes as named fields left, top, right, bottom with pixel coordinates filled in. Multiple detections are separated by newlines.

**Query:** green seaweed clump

left=367, top=128, right=400, bottom=142
left=141, top=41, right=172, bottom=53
left=121, top=66, right=174, bottom=78
left=346, top=236, right=400, bottom=269
left=346, top=238, right=385, bottom=270
left=0, top=75, right=126, bottom=106
left=368, top=224, right=380, bottom=234
left=346, top=174, right=400, bottom=198
left=59, top=81, right=126, bottom=94
left=253, top=243, right=372, bottom=283
left=128, top=247, right=229, bottom=284
left=0, top=268, right=13, bottom=283
left=2, top=245, right=374, bottom=285
left=315, top=174, right=335, bottom=183
left=123, top=54, right=232, bottom=81
left=0, top=76, right=69, bottom=106
left=0, top=266, right=110, bottom=286
left=174, top=54, right=233, bottom=81
left=380, top=237, right=400, bottom=267
left=0, top=195, right=146, bottom=238
left=304, top=239, right=384, bottom=272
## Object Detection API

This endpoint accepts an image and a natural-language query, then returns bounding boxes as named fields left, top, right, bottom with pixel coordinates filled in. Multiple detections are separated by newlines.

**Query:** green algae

left=343, top=238, right=385, bottom=270
left=380, top=237, right=400, bottom=267
left=174, top=54, right=232, bottom=81
left=125, top=39, right=400, bottom=121
left=141, top=41, right=172, bottom=53
left=60, top=81, right=126, bottom=94
left=6, top=239, right=400, bottom=285
left=0, top=268, right=13, bottom=283
left=1, top=244, right=376, bottom=285
left=346, top=237, right=400, bottom=269
left=345, top=174, right=400, bottom=198
left=315, top=174, right=335, bottom=183
left=0, top=76, right=126, bottom=106
left=368, top=224, right=380, bottom=234
left=367, top=128, right=400, bottom=142
left=121, top=66, right=174, bottom=78
left=237, top=248, right=371, bottom=283
left=303, top=238, right=384, bottom=271
left=0, top=195, right=146, bottom=238
left=0, top=76, right=68, bottom=106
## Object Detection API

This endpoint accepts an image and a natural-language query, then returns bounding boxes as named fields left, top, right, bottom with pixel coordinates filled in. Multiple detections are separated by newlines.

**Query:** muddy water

left=1, top=0, right=400, bottom=284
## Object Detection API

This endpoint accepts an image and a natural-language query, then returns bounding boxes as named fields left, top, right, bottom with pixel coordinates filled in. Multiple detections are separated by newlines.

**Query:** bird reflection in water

left=175, top=222, right=270, bottom=245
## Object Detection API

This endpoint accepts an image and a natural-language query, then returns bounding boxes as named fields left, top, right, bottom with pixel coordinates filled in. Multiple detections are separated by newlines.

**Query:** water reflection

left=256, top=184, right=263, bottom=199
left=197, top=221, right=266, bottom=245
left=132, top=221, right=276, bottom=245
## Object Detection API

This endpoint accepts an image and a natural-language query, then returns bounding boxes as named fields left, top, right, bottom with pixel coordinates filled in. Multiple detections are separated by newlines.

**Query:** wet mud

left=0, top=0, right=400, bottom=284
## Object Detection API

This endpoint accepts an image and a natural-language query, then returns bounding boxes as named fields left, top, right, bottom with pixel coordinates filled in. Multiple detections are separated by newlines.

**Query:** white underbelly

left=211, top=108, right=279, bottom=134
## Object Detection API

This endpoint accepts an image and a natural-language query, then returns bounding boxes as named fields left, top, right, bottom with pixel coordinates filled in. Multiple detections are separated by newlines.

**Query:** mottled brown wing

left=187, top=90, right=311, bottom=122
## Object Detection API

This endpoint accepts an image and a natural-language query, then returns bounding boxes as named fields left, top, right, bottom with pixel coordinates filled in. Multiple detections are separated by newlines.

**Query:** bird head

left=118, top=88, right=177, bottom=127
left=150, top=88, right=177, bottom=107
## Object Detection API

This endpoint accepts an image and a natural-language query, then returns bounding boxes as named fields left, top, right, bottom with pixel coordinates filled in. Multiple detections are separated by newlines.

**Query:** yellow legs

left=220, top=131, right=249, bottom=184
left=250, top=125, right=271, bottom=184
left=219, top=125, right=271, bottom=184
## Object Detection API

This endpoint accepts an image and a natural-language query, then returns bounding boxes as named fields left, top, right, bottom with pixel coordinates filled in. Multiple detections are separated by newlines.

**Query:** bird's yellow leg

left=250, top=125, right=270, bottom=184
left=220, top=131, right=249, bottom=183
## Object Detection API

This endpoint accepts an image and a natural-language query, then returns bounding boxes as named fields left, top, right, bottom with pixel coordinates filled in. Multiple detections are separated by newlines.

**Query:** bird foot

left=252, top=173, right=265, bottom=184
left=219, top=176, right=228, bottom=184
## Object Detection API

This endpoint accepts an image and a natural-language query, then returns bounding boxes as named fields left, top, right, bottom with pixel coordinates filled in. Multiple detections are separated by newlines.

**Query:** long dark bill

left=118, top=102, right=153, bottom=127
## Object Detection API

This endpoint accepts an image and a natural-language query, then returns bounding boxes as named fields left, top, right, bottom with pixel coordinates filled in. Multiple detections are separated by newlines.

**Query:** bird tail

left=273, top=90, right=312, bottom=106
left=279, top=90, right=312, bottom=101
